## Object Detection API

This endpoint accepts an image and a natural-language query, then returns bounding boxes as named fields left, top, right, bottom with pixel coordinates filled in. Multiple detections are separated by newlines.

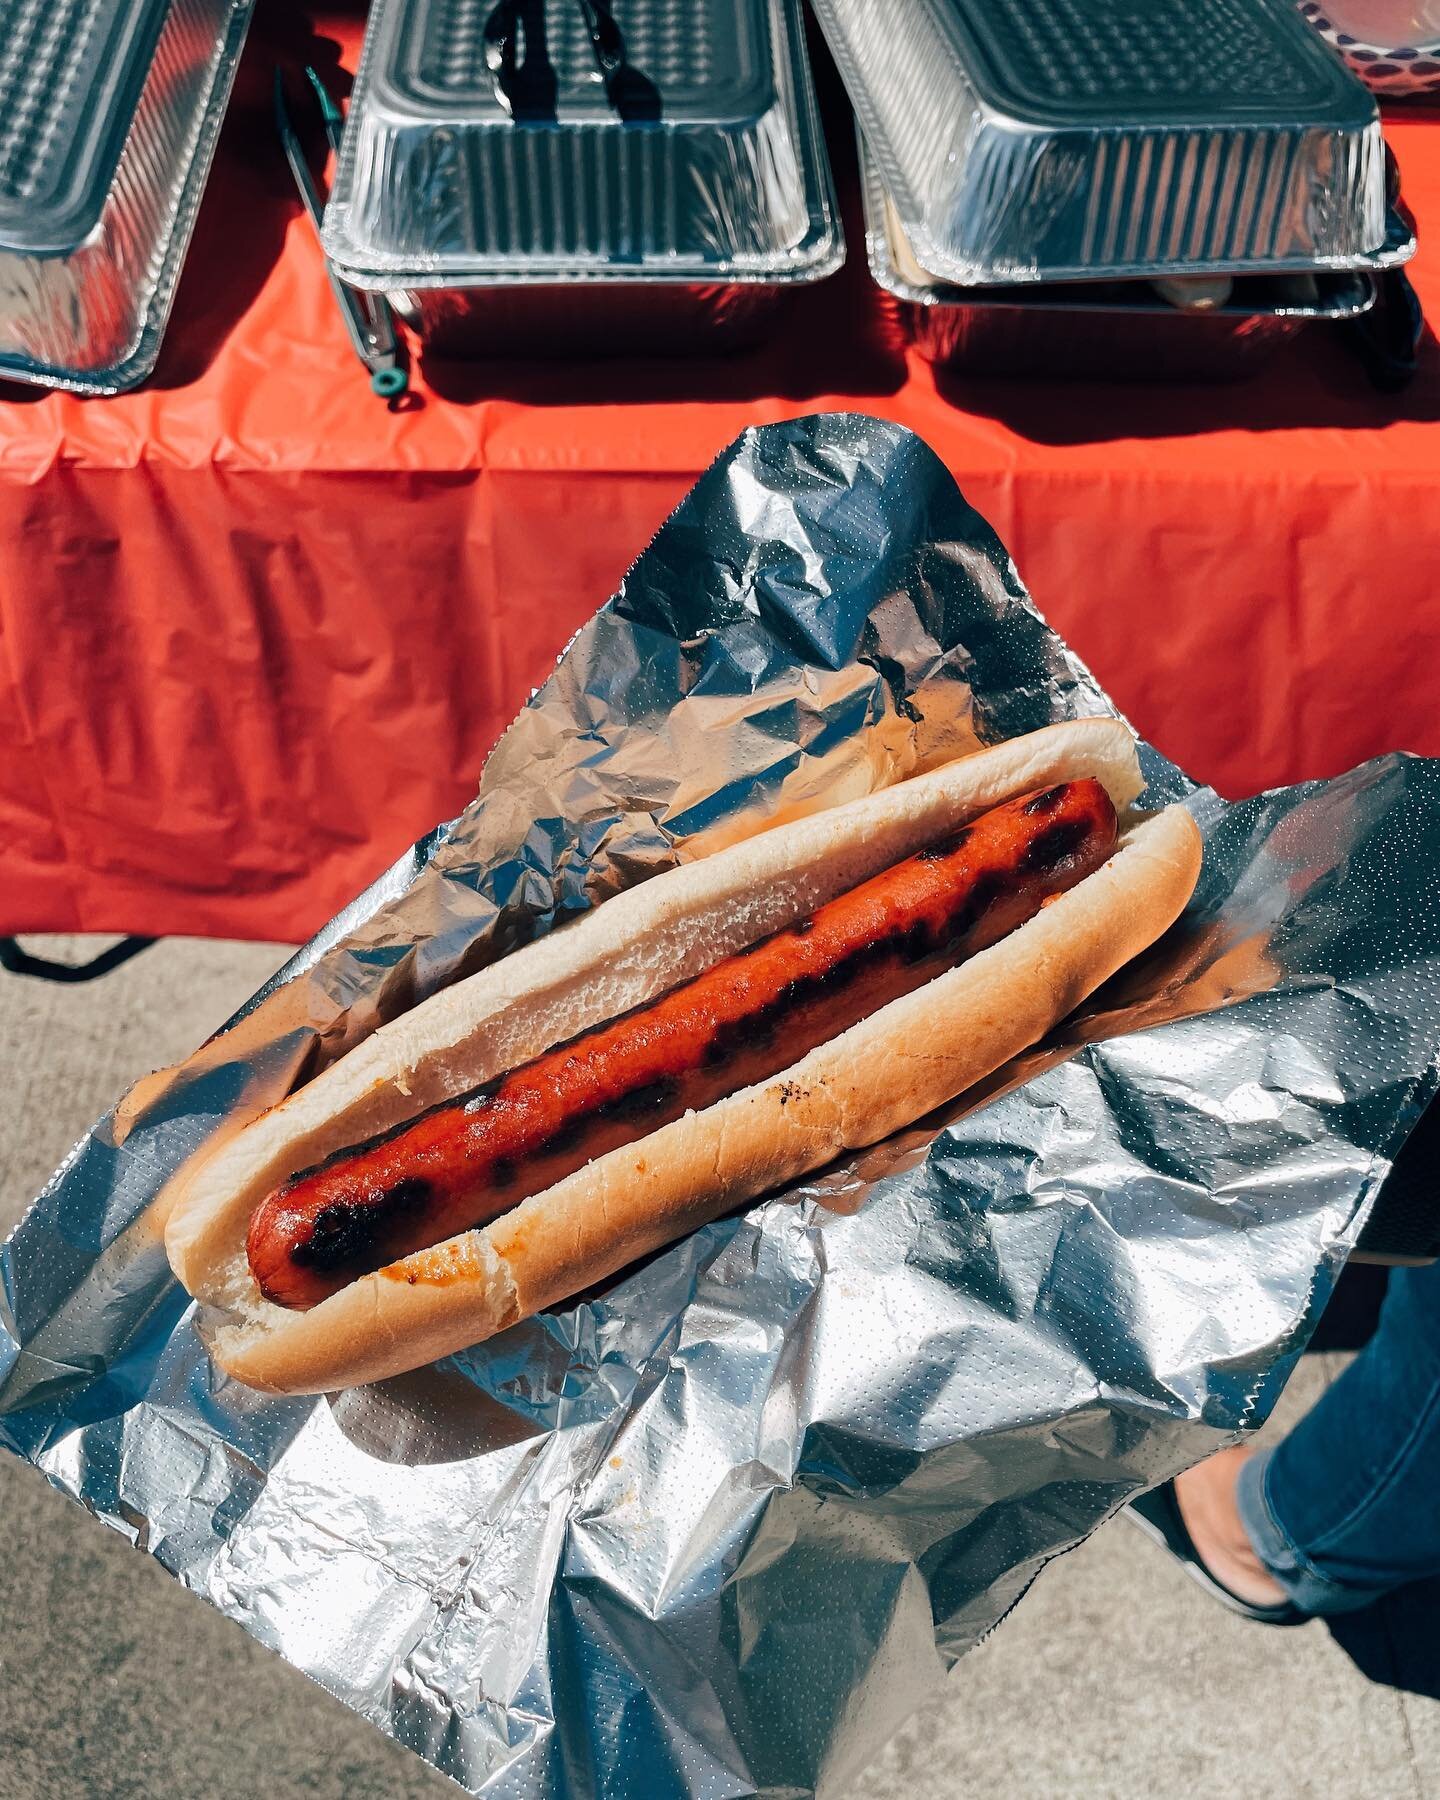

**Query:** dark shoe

left=1125, top=1479, right=1308, bottom=1626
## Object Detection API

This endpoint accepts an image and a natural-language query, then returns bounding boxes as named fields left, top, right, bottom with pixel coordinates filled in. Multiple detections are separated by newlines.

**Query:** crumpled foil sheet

left=5, top=413, right=1440, bottom=1799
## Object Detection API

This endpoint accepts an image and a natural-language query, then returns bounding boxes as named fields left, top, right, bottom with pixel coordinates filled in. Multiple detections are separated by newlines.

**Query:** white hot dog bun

left=163, top=719, right=1202, bottom=1393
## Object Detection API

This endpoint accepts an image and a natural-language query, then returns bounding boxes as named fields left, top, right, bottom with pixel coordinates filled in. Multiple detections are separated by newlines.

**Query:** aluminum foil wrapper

left=5, top=414, right=1440, bottom=1798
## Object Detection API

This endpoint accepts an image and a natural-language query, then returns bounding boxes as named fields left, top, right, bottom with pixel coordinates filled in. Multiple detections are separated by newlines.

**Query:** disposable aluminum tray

left=0, top=0, right=254, bottom=394
left=861, top=140, right=1378, bottom=383
left=324, top=0, right=842, bottom=354
left=815, top=0, right=1390, bottom=286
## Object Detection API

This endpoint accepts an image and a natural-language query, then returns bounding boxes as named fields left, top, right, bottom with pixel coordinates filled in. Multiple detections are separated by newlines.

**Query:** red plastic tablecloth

left=4, top=3, right=1439, bottom=942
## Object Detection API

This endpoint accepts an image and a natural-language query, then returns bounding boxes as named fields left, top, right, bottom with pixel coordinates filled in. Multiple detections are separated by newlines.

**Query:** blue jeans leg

left=1235, top=1262, right=1440, bottom=1615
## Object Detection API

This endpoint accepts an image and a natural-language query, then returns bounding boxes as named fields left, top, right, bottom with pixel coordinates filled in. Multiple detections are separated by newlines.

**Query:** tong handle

left=573, top=0, right=623, bottom=80
left=305, top=63, right=345, bottom=153
left=274, top=66, right=410, bottom=401
left=484, top=0, right=639, bottom=120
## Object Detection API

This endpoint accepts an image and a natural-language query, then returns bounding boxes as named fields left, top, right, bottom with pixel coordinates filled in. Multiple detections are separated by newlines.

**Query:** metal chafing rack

left=858, top=131, right=1400, bottom=381
left=817, top=0, right=1418, bottom=382
left=323, top=0, right=843, bottom=355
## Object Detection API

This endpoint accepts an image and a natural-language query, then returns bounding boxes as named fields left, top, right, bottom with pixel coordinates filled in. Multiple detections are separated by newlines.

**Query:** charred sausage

left=247, top=778, right=1117, bottom=1307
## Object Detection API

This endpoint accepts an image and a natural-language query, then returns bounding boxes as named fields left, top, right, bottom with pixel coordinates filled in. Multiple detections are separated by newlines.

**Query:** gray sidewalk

left=1, top=938, right=1434, bottom=1800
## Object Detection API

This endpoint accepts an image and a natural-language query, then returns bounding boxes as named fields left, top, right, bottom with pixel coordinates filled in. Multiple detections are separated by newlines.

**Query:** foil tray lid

left=815, top=0, right=1388, bottom=284
left=0, top=0, right=254, bottom=393
left=323, top=0, right=843, bottom=288
left=858, top=133, right=1379, bottom=320
left=0, top=0, right=167, bottom=256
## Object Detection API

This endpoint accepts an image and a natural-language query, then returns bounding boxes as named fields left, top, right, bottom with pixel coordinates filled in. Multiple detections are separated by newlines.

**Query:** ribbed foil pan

left=860, top=136, right=1378, bottom=381
left=0, top=0, right=254, bottom=394
left=6, top=415, right=1440, bottom=1798
left=814, top=0, right=1391, bottom=286
left=323, top=0, right=841, bottom=351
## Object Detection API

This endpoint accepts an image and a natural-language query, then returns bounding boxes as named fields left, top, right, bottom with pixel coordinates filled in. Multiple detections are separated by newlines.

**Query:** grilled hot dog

left=163, top=719, right=1205, bottom=1394
left=247, top=779, right=1117, bottom=1308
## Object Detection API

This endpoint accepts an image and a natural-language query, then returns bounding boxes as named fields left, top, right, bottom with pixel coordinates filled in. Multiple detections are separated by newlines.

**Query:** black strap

left=0, top=936, right=156, bottom=984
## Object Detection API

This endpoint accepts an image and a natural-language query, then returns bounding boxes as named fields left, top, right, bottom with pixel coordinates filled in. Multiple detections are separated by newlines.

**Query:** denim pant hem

left=1235, top=1445, right=1394, bottom=1617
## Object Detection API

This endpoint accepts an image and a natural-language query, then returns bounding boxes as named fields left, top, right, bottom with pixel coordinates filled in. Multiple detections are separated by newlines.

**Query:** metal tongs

left=274, top=66, right=409, bottom=401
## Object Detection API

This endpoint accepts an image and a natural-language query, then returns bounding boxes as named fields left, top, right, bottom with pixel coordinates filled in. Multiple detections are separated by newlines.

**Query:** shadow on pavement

left=1328, top=1579, right=1440, bottom=1703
